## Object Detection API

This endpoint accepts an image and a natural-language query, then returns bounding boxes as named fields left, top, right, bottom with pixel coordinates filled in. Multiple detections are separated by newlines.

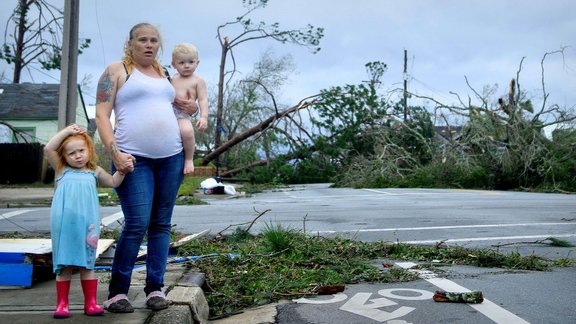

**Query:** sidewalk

left=0, top=187, right=277, bottom=324
left=0, top=262, right=208, bottom=324
left=0, top=187, right=209, bottom=323
left=0, top=187, right=55, bottom=207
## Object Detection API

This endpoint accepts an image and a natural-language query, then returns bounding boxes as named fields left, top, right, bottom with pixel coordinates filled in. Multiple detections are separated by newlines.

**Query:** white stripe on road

left=0, top=209, right=33, bottom=220
left=402, top=233, right=576, bottom=245
left=278, top=193, right=389, bottom=200
left=101, top=212, right=124, bottom=227
left=363, top=189, right=401, bottom=195
left=277, top=187, right=479, bottom=200
left=315, top=222, right=574, bottom=234
left=364, top=188, right=502, bottom=195
left=396, top=262, right=530, bottom=324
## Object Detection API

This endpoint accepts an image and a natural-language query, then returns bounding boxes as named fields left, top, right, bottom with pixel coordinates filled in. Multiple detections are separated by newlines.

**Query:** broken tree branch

left=201, top=97, right=319, bottom=166
left=216, top=208, right=271, bottom=237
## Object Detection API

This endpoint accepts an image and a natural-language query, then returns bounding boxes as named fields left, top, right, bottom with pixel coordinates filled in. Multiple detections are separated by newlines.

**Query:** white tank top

left=114, top=68, right=182, bottom=158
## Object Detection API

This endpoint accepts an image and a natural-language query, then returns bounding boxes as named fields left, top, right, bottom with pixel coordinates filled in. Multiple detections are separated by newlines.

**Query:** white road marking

left=278, top=193, right=387, bottom=200
left=402, top=233, right=576, bottom=244
left=272, top=187, right=493, bottom=201
left=363, top=188, right=502, bottom=195
left=315, top=222, right=574, bottom=234
left=397, top=262, right=530, bottom=324
left=101, top=212, right=124, bottom=227
left=363, top=189, right=401, bottom=195
left=294, top=293, right=348, bottom=304
left=339, top=292, right=414, bottom=322
left=0, top=209, right=33, bottom=220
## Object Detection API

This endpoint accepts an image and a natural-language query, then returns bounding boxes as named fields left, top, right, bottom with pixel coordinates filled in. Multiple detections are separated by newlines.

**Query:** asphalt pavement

left=1, top=187, right=576, bottom=323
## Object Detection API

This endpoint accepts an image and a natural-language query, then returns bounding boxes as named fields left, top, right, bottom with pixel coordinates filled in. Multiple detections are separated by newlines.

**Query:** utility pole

left=403, top=49, right=408, bottom=121
left=57, top=0, right=80, bottom=130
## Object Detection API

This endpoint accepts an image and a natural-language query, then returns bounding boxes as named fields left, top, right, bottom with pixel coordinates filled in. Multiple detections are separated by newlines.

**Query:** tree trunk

left=215, top=37, right=229, bottom=150
left=13, top=0, right=28, bottom=83
left=220, top=160, right=269, bottom=177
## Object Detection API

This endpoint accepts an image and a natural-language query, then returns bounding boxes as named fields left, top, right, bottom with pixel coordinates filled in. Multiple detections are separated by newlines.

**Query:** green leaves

left=178, top=229, right=414, bottom=318
left=177, top=228, right=561, bottom=318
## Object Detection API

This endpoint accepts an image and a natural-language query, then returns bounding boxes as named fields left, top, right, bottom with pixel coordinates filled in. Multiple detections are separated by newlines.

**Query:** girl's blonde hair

left=55, top=133, right=97, bottom=172
left=122, top=22, right=165, bottom=77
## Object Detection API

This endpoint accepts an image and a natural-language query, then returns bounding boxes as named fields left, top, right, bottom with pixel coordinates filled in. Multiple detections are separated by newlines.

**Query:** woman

left=95, top=22, right=195, bottom=313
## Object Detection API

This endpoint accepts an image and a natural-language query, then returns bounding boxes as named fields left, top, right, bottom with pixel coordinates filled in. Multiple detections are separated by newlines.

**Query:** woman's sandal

left=103, top=294, right=134, bottom=313
left=146, top=291, right=170, bottom=310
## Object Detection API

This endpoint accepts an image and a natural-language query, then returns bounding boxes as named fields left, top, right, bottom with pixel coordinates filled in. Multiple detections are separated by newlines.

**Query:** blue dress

left=50, top=168, right=101, bottom=274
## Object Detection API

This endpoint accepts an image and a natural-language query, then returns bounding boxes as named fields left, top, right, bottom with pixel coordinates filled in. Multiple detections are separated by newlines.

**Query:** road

left=171, top=184, right=576, bottom=256
left=2, top=184, right=576, bottom=323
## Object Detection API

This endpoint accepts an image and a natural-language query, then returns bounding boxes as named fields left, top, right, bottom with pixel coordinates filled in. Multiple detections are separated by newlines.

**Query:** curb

left=147, top=272, right=209, bottom=324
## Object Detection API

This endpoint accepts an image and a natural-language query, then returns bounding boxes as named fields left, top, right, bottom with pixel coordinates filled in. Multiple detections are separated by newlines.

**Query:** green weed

left=176, top=233, right=571, bottom=319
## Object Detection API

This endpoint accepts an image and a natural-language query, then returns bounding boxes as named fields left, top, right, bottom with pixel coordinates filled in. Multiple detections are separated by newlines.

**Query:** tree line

left=2, top=0, right=574, bottom=192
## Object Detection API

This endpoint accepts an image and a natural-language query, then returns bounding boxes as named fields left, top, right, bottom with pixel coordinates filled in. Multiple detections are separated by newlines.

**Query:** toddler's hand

left=195, top=117, right=208, bottom=132
left=124, top=158, right=135, bottom=172
left=67, top=124, right=86, bottom=135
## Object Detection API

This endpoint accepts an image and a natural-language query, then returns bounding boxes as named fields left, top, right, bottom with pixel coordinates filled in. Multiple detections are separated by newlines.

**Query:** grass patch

left=178, top=232, right=418, bottom=318
left=178, top=176, right=204, bottom=196
left=176, top=225, right=566, bottom=319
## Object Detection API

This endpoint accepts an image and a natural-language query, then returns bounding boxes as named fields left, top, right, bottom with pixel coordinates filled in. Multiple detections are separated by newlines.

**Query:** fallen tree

left=201, top=97, right=318, bottom=166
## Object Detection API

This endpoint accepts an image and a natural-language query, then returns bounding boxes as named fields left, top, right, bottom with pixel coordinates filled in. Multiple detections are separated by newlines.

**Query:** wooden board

left=170, top=229, right=211, bottom=248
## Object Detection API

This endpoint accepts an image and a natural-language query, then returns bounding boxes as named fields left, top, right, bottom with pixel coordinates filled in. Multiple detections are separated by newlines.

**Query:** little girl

left=44, top=124, right=133, bottom=318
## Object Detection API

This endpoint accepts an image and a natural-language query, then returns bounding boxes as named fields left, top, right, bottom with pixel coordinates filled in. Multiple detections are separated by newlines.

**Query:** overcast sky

left=1, top=0, right=575, bottom=120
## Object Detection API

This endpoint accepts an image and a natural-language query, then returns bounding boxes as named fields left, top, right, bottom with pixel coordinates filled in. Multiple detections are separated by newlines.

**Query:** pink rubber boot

left=53, top=280, right=71, bottom=318
left=81, top=279, right=104, bottom=316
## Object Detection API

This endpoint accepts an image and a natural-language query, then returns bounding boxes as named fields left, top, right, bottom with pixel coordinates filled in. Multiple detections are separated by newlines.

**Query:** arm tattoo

left=109, top=142, right=119, bottom=158
left=97, top=70, right=115, bottom=104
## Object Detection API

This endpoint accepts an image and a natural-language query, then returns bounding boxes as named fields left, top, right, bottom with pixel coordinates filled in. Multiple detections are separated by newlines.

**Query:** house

left=434, top=125, right=463, bottom=144
left=0, top=83, right=91, bottom=144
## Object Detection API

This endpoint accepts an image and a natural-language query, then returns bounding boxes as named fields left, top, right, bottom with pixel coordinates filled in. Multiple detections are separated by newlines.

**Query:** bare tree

left=410, top=49, right=576, bottom=189
left=214, top=0, right=324, bottom=154
left=0, top=0, right=90, bottom=83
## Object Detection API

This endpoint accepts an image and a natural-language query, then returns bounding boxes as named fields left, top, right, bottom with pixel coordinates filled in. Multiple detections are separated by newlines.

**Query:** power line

left=94, top=0, right=106, bottom=65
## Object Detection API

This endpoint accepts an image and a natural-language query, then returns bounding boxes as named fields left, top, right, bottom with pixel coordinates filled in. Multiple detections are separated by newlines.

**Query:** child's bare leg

left=179, top=118, right=196, bottom=175
left=56, top=266, right=73, bottom=281
left=80, top=268, right=97, bottom=280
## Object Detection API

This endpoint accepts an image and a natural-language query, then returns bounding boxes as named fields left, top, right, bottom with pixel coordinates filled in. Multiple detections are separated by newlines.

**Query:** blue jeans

left=108, top=151, right=184, bottom=298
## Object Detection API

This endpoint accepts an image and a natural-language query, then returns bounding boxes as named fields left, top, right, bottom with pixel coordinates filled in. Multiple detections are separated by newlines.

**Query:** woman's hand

left=113, top=151, right=136, bottom=175
left=173, top=97, right=198, bottom=116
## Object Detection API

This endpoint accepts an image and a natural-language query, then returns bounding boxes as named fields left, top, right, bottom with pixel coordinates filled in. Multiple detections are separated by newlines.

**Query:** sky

left=1, top=0, right=575, bottom=123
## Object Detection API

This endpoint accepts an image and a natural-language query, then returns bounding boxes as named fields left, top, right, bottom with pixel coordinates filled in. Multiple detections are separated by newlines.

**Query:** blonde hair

left=122, top=22, right=165, bottom=77
left=172, top=43, right=199, bottom=62
left=55, top=133, right=98, bottom=173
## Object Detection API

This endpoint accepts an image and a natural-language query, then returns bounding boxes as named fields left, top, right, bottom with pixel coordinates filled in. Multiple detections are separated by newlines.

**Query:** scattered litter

left=317, top=284, right=345, bottom=295
left=433, top=290, right=484, bottom=303
left=170, top=229, right=211, bottom=248
left=168, top=254, right=218, bottom=263
left=168, top=253, right=240, bottom=264
left=200, top=177, right=236, bottom=195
